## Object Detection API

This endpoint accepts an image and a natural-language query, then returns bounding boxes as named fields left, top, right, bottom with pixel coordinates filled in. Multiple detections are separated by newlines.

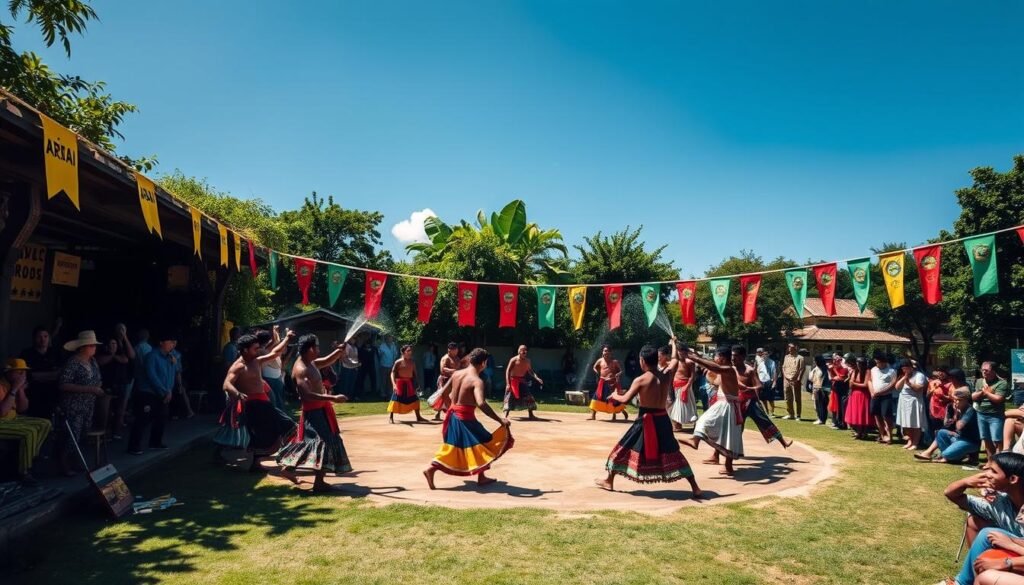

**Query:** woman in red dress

left=844, top=356, right=873, bottom=439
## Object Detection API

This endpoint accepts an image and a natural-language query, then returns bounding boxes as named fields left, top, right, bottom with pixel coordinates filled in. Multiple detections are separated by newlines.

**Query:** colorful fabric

left=0, top=415, right=51, bottom=474
left=504, top=377, right=537, bottom=412
left=741, top=395, right=783, bottom=444
left=58, top=357, right=101, bottom=456
left=668, top=380, right=697, bottom=425
left=431, top=405, right=513, bottom=476
left=693, top=394, right=745, bottom=459
left=605, top=407, right=693, bottom=483
left=846, top=257, right=872, bottom=313
left=428, top=381, right=450, bottom=413
left=387, top=377, right=420, bottom=414
left=276, top=405, right=352, bottom=473
left=244, top=399, right=297, bottom=451
left=213, top=393, right=249, bottom=448
left=964, top=234, right=999, bottom=296
left=590, top=378, right=626, bottom=414
left=845, top=373, right=873, bottom=427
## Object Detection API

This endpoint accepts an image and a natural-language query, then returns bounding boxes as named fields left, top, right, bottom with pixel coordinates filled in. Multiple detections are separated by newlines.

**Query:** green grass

left=13, top=400, right=973, bottom=585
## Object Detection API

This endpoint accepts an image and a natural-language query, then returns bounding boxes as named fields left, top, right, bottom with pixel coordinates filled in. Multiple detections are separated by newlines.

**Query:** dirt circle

left=271, top=411, right=837, bottom=516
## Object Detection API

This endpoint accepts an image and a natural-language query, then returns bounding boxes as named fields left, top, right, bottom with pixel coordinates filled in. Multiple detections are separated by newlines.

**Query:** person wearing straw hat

left=57, top=330, right=104, bottom=476
left=0, top=358, right=52, bottom=482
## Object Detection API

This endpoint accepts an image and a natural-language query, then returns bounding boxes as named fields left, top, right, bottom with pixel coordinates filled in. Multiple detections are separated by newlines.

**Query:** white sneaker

left=782, top=415, right=794, bottom=420
left=812, top=420, right=823, bottom=425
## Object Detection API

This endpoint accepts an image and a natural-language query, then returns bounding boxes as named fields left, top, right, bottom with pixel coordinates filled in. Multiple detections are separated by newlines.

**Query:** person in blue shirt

left=127, top=331, right=177, bottom=455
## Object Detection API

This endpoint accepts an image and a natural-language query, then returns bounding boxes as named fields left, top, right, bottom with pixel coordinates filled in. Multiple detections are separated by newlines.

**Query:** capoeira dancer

left=667, top=342, right=697, bottom=432
left=680, top=346, right=745, bottom=476
left=388, top=345, right=427, bottom=423
left=595, top=345, right=702, bottom=498
left=428, top=342, right=460, bottom=420
left=424, top=348, right=513, bottom=489
left=504, top=345, right=542, bottom=420
left=589, top=345, right=628, bottom=421
left=275, top=335, right=352, bottom=492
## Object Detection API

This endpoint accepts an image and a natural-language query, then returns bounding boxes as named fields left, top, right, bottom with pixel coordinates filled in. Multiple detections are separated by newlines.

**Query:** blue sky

left=15, top=1, right=1024, bottom=277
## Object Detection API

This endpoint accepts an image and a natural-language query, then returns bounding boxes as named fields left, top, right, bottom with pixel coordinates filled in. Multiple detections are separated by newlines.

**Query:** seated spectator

left=915, top=377, right=980, bottom=464
left=19, top=321, right=63, bottom=421
left=0, top=359, right=52, bottom=481
left=58, top=331, right=104, bottom=476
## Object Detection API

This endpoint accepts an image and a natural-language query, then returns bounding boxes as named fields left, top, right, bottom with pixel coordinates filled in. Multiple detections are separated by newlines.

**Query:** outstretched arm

left=313, top=346, right=345, bottom=369
left=685, top=351, right=731, bottom=374
left=256, top=330, right=295, bottom=364
left=608, top=375, right=642, bottom=404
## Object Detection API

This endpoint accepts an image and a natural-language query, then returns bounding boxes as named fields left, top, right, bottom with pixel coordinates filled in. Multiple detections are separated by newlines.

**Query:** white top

left=810, top=368, right=825, bottom=390
left=755, top=357, right=776, bottom=384
left=261, top=357, right=283, bottom=380
left=870, top=366, right=897, bottom=396
left=899, top=371, right=928, bottom=397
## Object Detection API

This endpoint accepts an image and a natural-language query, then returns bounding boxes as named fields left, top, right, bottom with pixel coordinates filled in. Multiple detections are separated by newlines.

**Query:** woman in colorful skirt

left=844, top=357, right=873, bottom=439
left=425, top=348, right=513, bottom=489
left=589, top=346, right=627, bottom=421
left=388, top=345, right=427, bottom=423
left=595, top=345, right=701, bottom=498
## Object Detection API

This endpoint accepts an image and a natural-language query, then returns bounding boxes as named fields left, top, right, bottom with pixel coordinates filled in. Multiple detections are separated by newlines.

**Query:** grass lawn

left=13, top=397, right=973, bottom=584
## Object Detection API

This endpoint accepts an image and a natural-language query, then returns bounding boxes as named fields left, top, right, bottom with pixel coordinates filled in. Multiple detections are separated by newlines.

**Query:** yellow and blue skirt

left=589, top=378, right=627, bottom=414
left=388, top=378, right=421, bottom=414
left=431, top=405, right=514, bottom=476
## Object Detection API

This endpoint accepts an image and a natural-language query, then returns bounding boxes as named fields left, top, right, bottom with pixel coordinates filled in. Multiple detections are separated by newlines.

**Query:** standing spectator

left=895, top=359, right=927, bottom=449
left=355, top=338, right=376, bottom=398
left=133, top=329, right=153, bottom=385
left=422, top=343, right=438, bottom=394
left=338, top=337, right=360, bottom=398
left=927, top=366, right=953, bottom=439
left=257, top=328, right=288, bottom=412
left=170, top=340, right=195, bottom=419
left=0, top=358, right=52, bottom=481
left=127, top=332, right=177, bottom=455
left=868, top=350, right=898, bottom=444
left=19, top=321, right=63, bottom=420
left=974, top=361, right=1011, bottom=461
left=484, top=352, right=496, bottom=396
left=810, top=355, right=829, bottom=425
left=377, top=335, right=398, bottom=398
left=97, top=333, right=132, bottom=438
left=828, top=353, right=851, bottom=430
left=845, top=357, right=873, bottom=439
left=916, top=372, right=980, bottom=464
left=57, top=331, right=104, bottom=476
left=561, top=348, right=577, bottom=388
left=222, top=326, right=241, bottom=368
left=755, top=348, right=778, bottom=418
left=781, top=344, right=805, bottom=421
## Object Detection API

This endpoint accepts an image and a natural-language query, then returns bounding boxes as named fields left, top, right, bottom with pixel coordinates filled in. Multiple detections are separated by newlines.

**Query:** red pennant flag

left=604, top=285, right=623, bottom=330
left=247, top=240, right=258, bottom=277
left=457, top=282, right=478, bottom=327
left=913, top=245, right=943, bottom=305
left=364, top=271, right=387, bottom=318
left=418, top=278, right=439, bottom=323
left=676, top=281, right=697, bottom=326
left=1017, top=227, right=1024, bottom=244
left=739, top=274, right=761, bottom=324
left=294, top=258, right=316, bottom=305
left=498, top=284, right=518, bottom=328
left=812, top=263, right=838, bottom=316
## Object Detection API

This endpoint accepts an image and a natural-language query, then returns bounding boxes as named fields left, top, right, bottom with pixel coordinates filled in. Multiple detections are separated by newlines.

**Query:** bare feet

left=718, top=468, right=735, bottom=476
left=594, top=478, right=614, bottom=491
left=672, top=424, right=683, bottom=433
left=588, top=412, right=596, bottom=420
left=914, top=452, right=933, bottom=461
left=781, top=437, right=794, bottom=448
left=691, top=486, right=704, bottom=500
left=423, top=468, right=436, bottom=490
left=622, top=412, right=629, bottom=421
left=388, top=416, right=395, bottom=424
left=701, top=457, right=719, bottom=465
left=416, top=415, right=428, bottom=423
left=528, top=412, right=538, bottom=420
left=477, top=474, right=497, bottom=487
left=678, top=437, right=698, bottom=450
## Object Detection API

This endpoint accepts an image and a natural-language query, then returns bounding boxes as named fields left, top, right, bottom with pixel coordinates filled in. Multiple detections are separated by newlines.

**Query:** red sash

left=727, top=393, right=745, bottom=425
left=641, top=409, right=667, bottom=461
left=673, top=378, right=690, bottom=402
left=509, top=376, right=526, bottom=399
left=395, top=377, right=415, bottom=398
left=596, top=377, right=620, bottom=401
left=246, top=392, right=270, bottom=403
left=297, top=400, right=339, bottom=441
left=443, top=404, right=477, bottom=436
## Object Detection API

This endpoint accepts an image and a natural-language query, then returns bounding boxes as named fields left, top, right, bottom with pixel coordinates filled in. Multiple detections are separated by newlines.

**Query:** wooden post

left=0, top=181, right=41, bottom=357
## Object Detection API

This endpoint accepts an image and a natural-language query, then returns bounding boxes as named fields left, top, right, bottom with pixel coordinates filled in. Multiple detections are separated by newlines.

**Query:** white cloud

left=391, top=208, right=437, bottom=245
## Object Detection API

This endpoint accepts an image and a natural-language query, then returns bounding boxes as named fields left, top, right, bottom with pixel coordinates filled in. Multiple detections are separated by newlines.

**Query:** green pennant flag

left=964, top=234, right=999, bottom=296
left=640, top=284, right=660, bottom=327
left=269, top=251, right=279, bottom=290
left=846, top=258, right=871, bottom=313
left=785, top=269, right=809, bottom=317
left=708, top=278, right=730, bottom=324
left=327, top=265, right=348, bottom=308
left=536, top=286, right=556, bottom=329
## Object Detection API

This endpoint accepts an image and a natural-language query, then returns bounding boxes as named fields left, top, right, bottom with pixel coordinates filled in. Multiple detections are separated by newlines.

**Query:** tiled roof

left=800, top=298, right=876, bottom=319
left=793, top=326, right=909, bottom=343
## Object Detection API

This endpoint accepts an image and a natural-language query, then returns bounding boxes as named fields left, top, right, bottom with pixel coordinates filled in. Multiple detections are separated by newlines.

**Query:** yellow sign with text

left=40, top=115, right=80, bottom=209
left=134, top=172, right=163, bottom=239
left=12, top=244, right=46, bottom=302
left=51, top=252, right=81, bottom=287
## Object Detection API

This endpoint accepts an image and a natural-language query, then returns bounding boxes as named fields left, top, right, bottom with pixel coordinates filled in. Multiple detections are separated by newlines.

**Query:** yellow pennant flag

left=190, top=208, right=202, bottom=259
left=134, top=172, right=162, bottom=239
left=40, top=114, right=80, bottom=209
left=878, top=251, right=905, bottom=309
left=233, top=232, right=242, bottom=270
left=217, top=223, right=229, bottom=267
left=569, top=286, right=587, bottom=330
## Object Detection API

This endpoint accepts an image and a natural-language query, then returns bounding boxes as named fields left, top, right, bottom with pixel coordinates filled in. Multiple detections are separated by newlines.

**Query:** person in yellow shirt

left=0, top=358, right=52, bottom=481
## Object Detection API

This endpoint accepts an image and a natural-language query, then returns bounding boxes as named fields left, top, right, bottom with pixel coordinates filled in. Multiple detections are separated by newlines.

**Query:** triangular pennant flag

left=40, top=114, right=80, bottom=210
left=812, top=263, right=838, bottom=316
left=964, top=234, right=998, bottom=296
left=418, top=278, right=440, bottom=323
left=785, top=269, right=808, bottom=317
left=878, top=251, right=906, bottom=309
left=537, top=286, right=556, bottom=329
left=709, top=278, right=730, bottom=324
left=327, top=265, right=349, bottom=308
left=604, top=285, right=622, bottom=330
left=458, top=282, right=478, bottom=327
left=247, top=240, right=258, bottom=277
left=294, top=258, right=316, bottom=305
left=640, top=284, right=660, bottom=327
left=569, top=286, right=586, bottom=331
left=676, top=281, right=697, bottom=326
left=233, top=233, right=242, bottom=271
left=739, top=274, right=761, bottom=324
left=1017, top=227, right=1024, bottom=244
left=216, top=223, right=229, bottom=268
left=499, top=284, right=518, bottom=328
left=846, top=258, right=871, bottom=313
left=364, top=271, right=387, bottom=318
left=190, top=208, right=202, bottom=259
left=134, top=172, right=162, bottom=239
left=913, top=245, right=943, bottom=305
left=269, top=251, right=279, bottom=290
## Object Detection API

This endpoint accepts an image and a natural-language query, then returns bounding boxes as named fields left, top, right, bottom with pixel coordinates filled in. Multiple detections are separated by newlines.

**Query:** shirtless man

left=389, top=344, right=427, bottom=423
left=680, top=346, right=746, bottom=476
left=504, top=345, right=542, bottom=420
left=669, top=342, right=697, bottom=432
left=424, top=348, right=512, bottom=489
left=430, top=342, right=461, bottom=420
left=589, top=345, right=627, bottom=421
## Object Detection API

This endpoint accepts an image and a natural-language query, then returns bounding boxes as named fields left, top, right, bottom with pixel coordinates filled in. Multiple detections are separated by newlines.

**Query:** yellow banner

left=218, top=223, right=229, bottom=267
left=569, top=286, right=586, bottom=330
left=40, top=115, right=80, bottom=210
left=190, top=207, right=202, bottom=259
left=134, top=172, right=162, bottom=239
left=12, top=244, right=46, bottom=302
left=233, top=232, right=242, bottom=270
left=51, top=252, right=81, bottom=287
left=879, top=251, right=905, bottom=309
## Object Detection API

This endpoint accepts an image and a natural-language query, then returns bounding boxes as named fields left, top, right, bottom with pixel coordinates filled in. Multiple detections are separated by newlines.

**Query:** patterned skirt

left=432, top=405, right=514, bottom=476
left=213, top=394, right=250, bottom=449
left=0, top=416, right=52, bottom=474
left=605, top=407, right=693, bottom=483
left=589, top=378, right=626, bottom=414
left=387, top=378, right=421, bottom=414
left=244, top=399, right=297, bottom=451
left=503, top=377, right=537, bottom=412
left=276, top=406, right=352, bottom=474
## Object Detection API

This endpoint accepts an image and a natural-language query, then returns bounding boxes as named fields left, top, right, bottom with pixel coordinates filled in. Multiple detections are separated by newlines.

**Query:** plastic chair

left=85, top=394, right=113, bottom=470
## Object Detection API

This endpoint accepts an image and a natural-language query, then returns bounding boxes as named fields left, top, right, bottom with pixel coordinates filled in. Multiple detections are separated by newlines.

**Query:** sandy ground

left=262, top=410, right=837, bottom=516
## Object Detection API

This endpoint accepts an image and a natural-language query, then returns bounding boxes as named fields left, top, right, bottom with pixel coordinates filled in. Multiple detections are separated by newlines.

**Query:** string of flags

left=34, top=104, right=1024, bottom=331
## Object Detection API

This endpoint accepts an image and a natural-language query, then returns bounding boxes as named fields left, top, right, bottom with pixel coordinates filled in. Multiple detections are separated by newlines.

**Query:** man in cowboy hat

left=0, top=358, right=52, bottom=481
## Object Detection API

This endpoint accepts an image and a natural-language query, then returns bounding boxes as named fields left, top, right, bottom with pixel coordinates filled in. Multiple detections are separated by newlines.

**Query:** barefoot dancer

left=680, top=346, right=745, bottom=476
left=504, top=345, right=541, bottom=420
left=388, top=345, right=427, bottom=423
left=589, top=345, right=627, bottom=421
left=428, top=342, right=460, bottom=420
left=424, top=348, right=513, bottom=489
left=595, top=345, right=702, bottom=498
left=223, top=331, right=298, bottom=471
left=275, top=335, right=352, bottom=491
left=667, top=342, right=697, bottom=432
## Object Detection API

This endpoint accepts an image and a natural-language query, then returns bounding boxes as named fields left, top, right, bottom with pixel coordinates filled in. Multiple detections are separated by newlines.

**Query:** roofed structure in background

left=252, top=308, right=383, bottom=341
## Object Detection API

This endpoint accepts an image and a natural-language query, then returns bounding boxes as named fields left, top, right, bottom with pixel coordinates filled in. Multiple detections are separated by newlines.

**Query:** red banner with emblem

left=739, top=274, right=761, bottom=324
left=418, top=278, right=439, bottom=323
left=604, top=285, right=623, bottom=330
left=364, top=271, right=387, bottom=318
left=498, top=284, right=518, bottom=328
left=457, top=282, right=478, bottom=327
left=913, top=245, right=943, bottom=305
left=676, top=281, right=697, bottom=326
left=294, top=258, right=316, bottom=305
left=812, top=263, right=838, bottom=316
left=247, top=240, right=258, bottom=277
left=1017, top=227, right=1024, bottom=244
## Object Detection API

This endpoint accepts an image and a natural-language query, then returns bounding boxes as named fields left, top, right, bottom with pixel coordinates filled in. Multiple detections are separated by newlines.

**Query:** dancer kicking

left=388, top=345, right=427, bottom=423
left=680, top=346, right=745, bottom=476
left=424, top=348, right=513, bottom=489
left=428, top=342, right=460, bottom=420
left=276, top=335, right=352, bottom=492
left=595, top=345, right=702, bottom=498
left=504, top=345, right=542, bottom=420
left=589, top=345, right=628, bottom=421
left=667, top=342, right=697, bottom=432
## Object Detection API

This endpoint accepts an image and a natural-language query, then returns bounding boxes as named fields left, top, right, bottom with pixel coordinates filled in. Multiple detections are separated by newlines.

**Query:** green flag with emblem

left=640, top=284, right=660, bottom=327
left=708, top=278, right=730, bottom=324
left=845, top=258, right=871, bottom=313
left=536, top=286, right=556, bottom=329
left=327, top=265, right=348, bottom=307
left=785, top=269, right=808, bottom=317
left=964, top=234, right=998, bottom=296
